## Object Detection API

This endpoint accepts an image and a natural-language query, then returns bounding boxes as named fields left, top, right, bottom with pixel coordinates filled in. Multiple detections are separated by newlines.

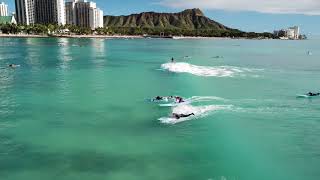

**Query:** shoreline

left=0, top=34, right=49, bottom=38
left=53, top=34, right=145, bottom=39
left=0, top=34, right=144, bottom=39
left=0, top=34, right=232, bottom=39
left=0, top=33, right=305, bottom=40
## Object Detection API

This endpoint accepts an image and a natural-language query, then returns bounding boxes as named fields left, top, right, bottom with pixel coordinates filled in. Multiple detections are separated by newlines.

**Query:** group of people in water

left=152, top=96, right=185, bottom=103
left=152, top=95, right=195, bottom=119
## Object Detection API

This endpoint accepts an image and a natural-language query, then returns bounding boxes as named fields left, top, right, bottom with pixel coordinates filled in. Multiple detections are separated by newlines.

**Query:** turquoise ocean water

left=0, top=37, right=319, bottom=180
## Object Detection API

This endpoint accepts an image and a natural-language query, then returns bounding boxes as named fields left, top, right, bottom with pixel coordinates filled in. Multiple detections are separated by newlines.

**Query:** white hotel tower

left=65, top=0, right=103, bottom=30
left=15, top=0, right=65, bottom=25
left=0, top=2, right=8, bottom=16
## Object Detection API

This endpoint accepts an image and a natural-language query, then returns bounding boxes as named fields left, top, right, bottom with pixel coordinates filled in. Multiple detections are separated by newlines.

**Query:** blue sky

left=3, top=0, right=320, bottom=36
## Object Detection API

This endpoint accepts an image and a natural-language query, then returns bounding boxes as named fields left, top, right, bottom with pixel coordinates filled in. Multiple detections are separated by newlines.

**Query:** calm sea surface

left=0, top=38, right=319, bottom=180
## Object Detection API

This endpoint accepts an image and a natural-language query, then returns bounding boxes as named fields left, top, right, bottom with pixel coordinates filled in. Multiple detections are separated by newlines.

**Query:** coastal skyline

left=3, top=0, right=320, bottom=36
left=1, top=1, right=320, bottom=180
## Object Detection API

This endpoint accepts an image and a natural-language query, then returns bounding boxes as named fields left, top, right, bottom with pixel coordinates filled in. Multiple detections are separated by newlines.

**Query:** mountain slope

left=104, top=8, right=231, bottom=31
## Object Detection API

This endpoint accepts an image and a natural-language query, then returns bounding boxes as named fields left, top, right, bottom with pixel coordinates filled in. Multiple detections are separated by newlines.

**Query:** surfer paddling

left=172, top=113, right=195, bottom=119
left=307, top=92, right=320, bottom=97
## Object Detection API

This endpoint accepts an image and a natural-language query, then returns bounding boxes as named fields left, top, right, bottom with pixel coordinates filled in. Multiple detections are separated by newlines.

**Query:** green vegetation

left=103, top=8, right=274, bottom=38
left=0, top=23, right=92, bottom=35
left=0, top=23, right=274, bottom=39
left=105, top=27, right=274, bottom=38
left=0, top=8, right=274, bottom=39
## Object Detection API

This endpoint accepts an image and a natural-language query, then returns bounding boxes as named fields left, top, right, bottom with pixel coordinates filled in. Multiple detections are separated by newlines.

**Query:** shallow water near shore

left=0, top=37, right=320, bottom=180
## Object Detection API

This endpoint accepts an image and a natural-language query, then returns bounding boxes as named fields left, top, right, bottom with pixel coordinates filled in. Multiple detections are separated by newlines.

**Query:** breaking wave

left=161, top=62, right=260, bottom=77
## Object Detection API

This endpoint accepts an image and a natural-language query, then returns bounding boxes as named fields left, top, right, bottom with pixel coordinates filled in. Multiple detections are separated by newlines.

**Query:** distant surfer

left=153, top=96, right=164, bottom=101
left=307, top=92, right=320, bottom=97
left=172, top=113, right=195, bottom=119
left=175, top=96, right=185, bottom=103
left=171, top=57, right=174, bottom=62
left=152, top=96, right=173, bottom=102
left=8, top=64, right=19, bottom=68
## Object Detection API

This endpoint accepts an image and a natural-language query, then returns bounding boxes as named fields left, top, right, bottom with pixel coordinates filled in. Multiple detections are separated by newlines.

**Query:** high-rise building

left=14, top=0, right=35, bottom=25
left=65, top=0, right=78, bottom=25
left=0, top=2, right=8, bottom=16
left=35, top=0, right=65, bottom=25
left=75, top=1, right=95, bottom=28
left=66, top=0, right=103, bottom=30
left=274, top=26, right=301, bottom=40
left=15, top=0, right=65, bottom=25
left=290, top=26, right=300, bottom=40
left=89, top=7, right=103, bottom=29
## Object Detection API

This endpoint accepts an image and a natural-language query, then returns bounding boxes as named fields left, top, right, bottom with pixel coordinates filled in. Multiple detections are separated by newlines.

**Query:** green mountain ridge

left=104, top=8, right=231, bottom=30
left=103, top=8, right=274, bottom=38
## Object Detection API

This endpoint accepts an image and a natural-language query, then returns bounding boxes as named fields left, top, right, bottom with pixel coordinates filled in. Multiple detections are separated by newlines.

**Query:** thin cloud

left=157, top=0, right=320, bottom=15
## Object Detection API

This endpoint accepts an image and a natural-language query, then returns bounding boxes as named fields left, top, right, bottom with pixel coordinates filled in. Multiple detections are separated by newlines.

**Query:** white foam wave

left=186, top=96, right=226, bottom=102
left=159, top=104, right=232, bottom=124
left=161, top=62, right=260, bottom=77
left=158, top=96, right=226, bottom=107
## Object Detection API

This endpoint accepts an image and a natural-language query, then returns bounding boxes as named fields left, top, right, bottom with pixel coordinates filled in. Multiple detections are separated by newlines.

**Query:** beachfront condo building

left=0, top=2, right=8, bottom=16
left=89, top=7, right=103, bottom=30
left=15, top=0, right=35, bottom=25
left=65, top=0, right=103, bottom=30
left=35, top=0, right=65, bottom=25
left=65, top=0, right=77, bottom=25
left=15, top=0, right=65, bottom=25
left=274, top=26, right=300, bottom=40
left=289, top=26, right=300, bottom=39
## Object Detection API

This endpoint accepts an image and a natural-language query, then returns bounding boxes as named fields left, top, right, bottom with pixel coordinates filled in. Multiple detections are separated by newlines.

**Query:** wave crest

left=161, top=62, right=259, bottom=77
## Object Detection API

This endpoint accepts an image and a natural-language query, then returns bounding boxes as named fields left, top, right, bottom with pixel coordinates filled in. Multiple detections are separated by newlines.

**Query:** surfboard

left=296, top=94, right=318, bottom=98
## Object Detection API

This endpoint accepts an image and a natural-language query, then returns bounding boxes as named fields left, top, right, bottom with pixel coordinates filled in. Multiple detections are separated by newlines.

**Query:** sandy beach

left=0, top=34, right=49, bottom=38
left=0, top=33, right=144, bottom=39
left=0, top=33, right=274, bottom=40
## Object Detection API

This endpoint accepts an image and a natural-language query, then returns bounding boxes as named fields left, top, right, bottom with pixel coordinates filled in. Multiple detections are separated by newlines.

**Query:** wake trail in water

left=158, top=96, right=227, bottom=107
left=159, top=104, right=233, bottom=124
left=186, top=96, right=227, bottom=102
left=161, top=62, right=261, bottom=77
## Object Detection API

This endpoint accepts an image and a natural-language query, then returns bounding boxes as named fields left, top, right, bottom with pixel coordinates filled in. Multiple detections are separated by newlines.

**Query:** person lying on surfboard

left=172, top=113, right=195, bottom=119
left=307, top=92, right=320, bottom=97
left=8, top=64, right=20, bottom=68
left=152, top=96, right=174, bottom=101
left=154, top=96, right=164, bottom=101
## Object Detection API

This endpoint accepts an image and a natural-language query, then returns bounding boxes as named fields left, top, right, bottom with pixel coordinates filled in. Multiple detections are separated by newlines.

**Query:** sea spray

left=161, top=62, right=261, bottom=77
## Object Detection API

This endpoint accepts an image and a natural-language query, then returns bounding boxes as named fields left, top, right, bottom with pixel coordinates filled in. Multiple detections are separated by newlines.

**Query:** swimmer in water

left=8, top=64, right=19, bottom=68
left=172, top=113, right=195, bottom=119
left=307, top=92, right=320, bottom=97
left=171, top=57, right=174, bottom=62
left=153, top=96, right=164, bottom=101
left=175, top=96, right=185, bottom=103
left=153, top=96, right=175, bottom=101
